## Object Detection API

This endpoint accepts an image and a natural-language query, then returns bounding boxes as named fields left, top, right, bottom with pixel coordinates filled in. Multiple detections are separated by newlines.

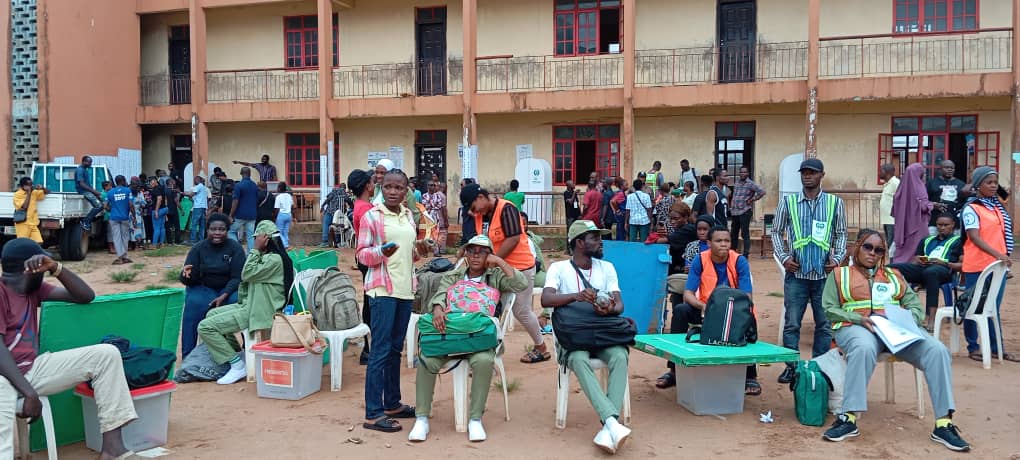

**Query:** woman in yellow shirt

left=13, top=177, right=48, bottom=243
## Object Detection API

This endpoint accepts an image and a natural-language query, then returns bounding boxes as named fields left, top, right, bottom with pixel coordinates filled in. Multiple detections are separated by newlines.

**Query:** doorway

left=718, top=0, right=755, bottom=83
left=416, top=7, right=447, bottom=96
left=171, top=135, right=193, bottom=173
left=575, top=140, right=596, bottom=186
left=168, top=25, right=191, bottom=104
left=414, top=130, right=447, bottom=194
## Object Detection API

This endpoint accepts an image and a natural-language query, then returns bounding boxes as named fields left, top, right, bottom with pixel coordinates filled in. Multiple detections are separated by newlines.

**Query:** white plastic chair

left=773, top=252, right=787, bottom=343
left=932, top=260, right=1007, bottom=369
left=320, top=324, right=371, bottom=392
left=243, top=329, right=264, bottom=383
left=448, top=292, right=516, bottom=432
left=877, top=353, right=926, bottom=418
left=551, top=329, right=631, bottom=430
left=15, top=396, right=57, bottom=460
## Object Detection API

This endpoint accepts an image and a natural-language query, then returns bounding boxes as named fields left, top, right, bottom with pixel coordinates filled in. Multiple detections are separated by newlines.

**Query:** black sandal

left=384, top=404, right=416, bottom=419
left=520, top=349, right=551, bottom=364
left=655, top=371, right=676, bottom=389
left=745, top=379, right=762, bottom=396
left=363, top=417, right=402, bottom=433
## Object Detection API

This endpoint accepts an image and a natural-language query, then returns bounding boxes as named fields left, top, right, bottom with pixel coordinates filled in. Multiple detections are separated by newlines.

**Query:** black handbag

left=551, top=261, right=636, bottom=353
left=954, top=275, right=993, bottom=325
left=685, top=287, right=757, bottom=347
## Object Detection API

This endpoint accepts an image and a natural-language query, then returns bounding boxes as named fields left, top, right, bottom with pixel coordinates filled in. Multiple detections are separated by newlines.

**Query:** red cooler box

left=74, top=381, right=177, bottom=453
left=253, top=341, right=323, bottom=400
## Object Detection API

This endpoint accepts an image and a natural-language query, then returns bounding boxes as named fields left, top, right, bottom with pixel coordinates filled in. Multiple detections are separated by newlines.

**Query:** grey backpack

left=309, top=267, right=362, bottom=331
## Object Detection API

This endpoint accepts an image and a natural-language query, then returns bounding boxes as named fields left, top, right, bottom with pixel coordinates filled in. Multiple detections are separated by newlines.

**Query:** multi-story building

left=2, top=0, right=1017, bottom=222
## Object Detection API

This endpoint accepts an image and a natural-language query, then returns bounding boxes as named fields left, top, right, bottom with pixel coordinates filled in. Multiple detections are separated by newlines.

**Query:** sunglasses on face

left=464, top=247, right=491, bottom=256
left=860, top=242, right=887, bottom=255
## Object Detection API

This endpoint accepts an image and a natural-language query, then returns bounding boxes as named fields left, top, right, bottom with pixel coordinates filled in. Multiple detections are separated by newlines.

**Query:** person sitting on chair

left=680, top=227, right=760, bottom=396
left=541, top=220, right=630, bottom=455
left=408, top=235, right=527, bottom=443
left=821, top=229, right=969, bottom=452
left=197, top=221, right=293, bottom=385
left=887, top=213, right=962, bottom=331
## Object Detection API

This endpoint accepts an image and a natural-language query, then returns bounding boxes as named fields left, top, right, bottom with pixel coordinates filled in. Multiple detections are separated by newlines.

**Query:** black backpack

left=953, top=274, right=993, bottom=325
left=686, top=287, right=757, bottom=347
left=551, top=261, right=637, bottom=352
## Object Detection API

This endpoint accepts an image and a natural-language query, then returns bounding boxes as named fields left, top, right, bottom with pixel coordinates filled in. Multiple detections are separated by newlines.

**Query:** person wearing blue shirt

left=75, top=156, right=104, bottom=232
left=228, top=167, right=259, bottom=251
left=188, top=176, right=210, bottom=243
left=105, top=175, right=135, bottom=265
left=682, top=226, right=760, bottom=395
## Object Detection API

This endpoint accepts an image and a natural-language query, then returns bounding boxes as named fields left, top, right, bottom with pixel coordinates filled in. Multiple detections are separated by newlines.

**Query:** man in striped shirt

left=770, top=158, right=847, bottom=384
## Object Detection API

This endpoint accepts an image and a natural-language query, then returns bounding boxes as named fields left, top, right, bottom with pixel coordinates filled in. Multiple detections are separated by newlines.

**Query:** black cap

left=799, top=158, right=824, bottom=172
left=1, top=238, right=51, bottom=274
left=460, top=183, right=484, bottom=206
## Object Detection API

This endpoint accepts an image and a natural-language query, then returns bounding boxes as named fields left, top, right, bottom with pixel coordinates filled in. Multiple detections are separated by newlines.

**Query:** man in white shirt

left=878, top=164, right=899, bottom=250
left=542, top=220, right=630, bottom=454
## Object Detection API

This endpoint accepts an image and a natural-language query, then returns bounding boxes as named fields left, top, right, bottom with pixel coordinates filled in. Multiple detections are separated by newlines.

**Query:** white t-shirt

left=274, top=193, right=293, bottom=215
left=961, top=203, right=980, bottom=230
left=545, top=258, right=620, bottom=295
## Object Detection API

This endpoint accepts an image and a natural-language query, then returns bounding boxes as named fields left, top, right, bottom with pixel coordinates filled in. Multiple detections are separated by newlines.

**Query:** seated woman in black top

left=178, top=213, right=246, bottom=358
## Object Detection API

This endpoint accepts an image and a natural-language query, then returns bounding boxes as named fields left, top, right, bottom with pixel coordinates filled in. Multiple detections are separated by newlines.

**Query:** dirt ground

left=54, top=245, right=1020, bottom=459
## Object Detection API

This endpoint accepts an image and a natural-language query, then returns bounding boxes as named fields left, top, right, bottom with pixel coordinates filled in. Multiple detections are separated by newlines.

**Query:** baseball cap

left=1, top=238, right=51, bottom=274
left=459, top=183, right=485, bottom=206
left=464, top=235, right=493, bottom=250
left=799, top=158, right=824, bottom=172
left=567, top=220, right=611, bottom=243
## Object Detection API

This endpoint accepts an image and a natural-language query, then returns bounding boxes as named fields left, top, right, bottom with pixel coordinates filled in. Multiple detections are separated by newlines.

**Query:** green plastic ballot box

left=31, top=288, right=184, bottom=451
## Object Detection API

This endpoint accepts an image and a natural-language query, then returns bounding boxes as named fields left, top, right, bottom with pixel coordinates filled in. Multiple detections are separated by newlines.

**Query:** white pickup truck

left=0, top=163, right=113, bottom=260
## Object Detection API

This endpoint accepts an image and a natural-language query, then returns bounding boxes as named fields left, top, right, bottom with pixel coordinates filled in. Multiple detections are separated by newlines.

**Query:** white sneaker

left=408, top=417, right=429, bottom=442
left=593, top=426, right=615, bottom=454
left=216, top=360, right=246, bottom=385
left=605, top=417, right=631, bottom=452
left=468, top=419, right=486, bottom=442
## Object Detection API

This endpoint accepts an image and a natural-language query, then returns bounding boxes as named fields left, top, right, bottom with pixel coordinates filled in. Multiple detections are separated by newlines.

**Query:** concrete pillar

left=622, top=0, right=636, bottom=180
left=805, top=0, right=820, bottom=159
left=462, top=0, right=477, bottom=146
left=318, top=0, right=335, bottom=183
left=189, top=0, right=209, bottom=178
left=1011, top=0, right=1019, bottom=231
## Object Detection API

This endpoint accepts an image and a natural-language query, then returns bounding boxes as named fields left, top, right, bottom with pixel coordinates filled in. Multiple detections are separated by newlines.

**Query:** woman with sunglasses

left=820, top=229, right=969, bottom=452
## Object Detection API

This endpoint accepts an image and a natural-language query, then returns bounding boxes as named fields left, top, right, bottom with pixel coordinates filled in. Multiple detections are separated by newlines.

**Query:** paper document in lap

left=870, top=304, right=923, bottom=354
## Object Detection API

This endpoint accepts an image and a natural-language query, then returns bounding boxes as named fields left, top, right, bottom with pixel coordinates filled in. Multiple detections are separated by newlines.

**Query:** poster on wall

left=367, top=152, right=388, bottom=169
left=461, top=145, right=478, bottom=181
left=516, top=144, right=533, bottom=162
left=388, top=146, right=404, bottom=170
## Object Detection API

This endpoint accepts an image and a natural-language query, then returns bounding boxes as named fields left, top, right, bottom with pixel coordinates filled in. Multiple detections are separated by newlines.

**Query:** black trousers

left=358, top=262, right=372, bottom=353
left=667, top=293, right=757, bottom=379
left=166, top=213, right=181, bottom=243
left=887, top=262, right=953, bottom=313
left=730, top=213, right=753, bottom=256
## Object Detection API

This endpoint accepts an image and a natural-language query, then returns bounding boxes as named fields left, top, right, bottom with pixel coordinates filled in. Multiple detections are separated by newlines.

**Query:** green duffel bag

left=417, top=311, right=498, bottom=358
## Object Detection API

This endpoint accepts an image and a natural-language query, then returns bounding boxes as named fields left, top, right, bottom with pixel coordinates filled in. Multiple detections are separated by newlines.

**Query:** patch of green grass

left=766, top=292, right=784, bottom=298
left=131, top=263, right=146, bottom=270
left=144, top=245, right=188, bottom=258
left=163, top=268, right=180, bottom=283
left=493, top=378, right=522, bottom=393
left=144, top=284, right=170, bottom=291
left=69, top=261, right=95, bottom=274
left=109, top=270, right=139, bottom=283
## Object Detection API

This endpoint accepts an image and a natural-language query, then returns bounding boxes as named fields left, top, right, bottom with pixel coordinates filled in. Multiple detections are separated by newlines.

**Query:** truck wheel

left=59, top=224, right=87, bottom=261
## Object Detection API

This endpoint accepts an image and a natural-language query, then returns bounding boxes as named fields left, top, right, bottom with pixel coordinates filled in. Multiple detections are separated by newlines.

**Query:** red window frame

left=893, top=0, right=978, bottom=34
left=876, top=114, right=996, bottom=184
left=552, top=124, right=620, bottom=186
left=553, top=0, right=621, bottom=57
left=284, top=14, right=339, bottom=69
left=286, top=133, right=321, bottom=187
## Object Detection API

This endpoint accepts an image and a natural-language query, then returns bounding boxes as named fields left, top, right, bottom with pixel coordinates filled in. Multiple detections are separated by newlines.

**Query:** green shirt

left=229, top=250, right=286, bottom=332
left=504, top=191, right=525, bottom=210
left=821, top=269, right=925, bottom=329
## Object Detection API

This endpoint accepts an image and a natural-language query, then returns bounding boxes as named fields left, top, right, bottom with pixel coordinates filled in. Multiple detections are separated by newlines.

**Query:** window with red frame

left=284, top=14, right=339, bottom=69
left=894, top=0, right=977, bottom=34
left=554, top=0, right=621, bottom=56
left=876, top=115, right=998, bottom=183
left=286, top=133, right=321, bottom=187
left=553, top=124, right=620, bottom=185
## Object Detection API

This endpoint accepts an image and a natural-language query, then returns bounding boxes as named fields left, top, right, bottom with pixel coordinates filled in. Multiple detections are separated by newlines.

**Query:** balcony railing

left=476, top=54, right=624, bottom=92
left=205, top=68, right=319, bottom=103
left=635, top=42, right=808, bottom=87
left=140, top=73, right=191, bottom=106
left=331, top=59, right=463, bottom=98
left=819, top=28, right=1012, bottom=78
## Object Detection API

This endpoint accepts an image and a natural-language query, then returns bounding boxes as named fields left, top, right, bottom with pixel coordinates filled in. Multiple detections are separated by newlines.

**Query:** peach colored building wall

left=207, top=120, right=319, bottom=183
left=141, top=124, right=190, bottom=173
left=477, top=0, right=551, bottom=56
left=205, top=2, right=318, bottom=71
left=42, top=0, right=141, bottom=159
left=636, top=0, right=716, bottom=49
left=340, top=0, right=464, bottom=66
left=140, top=11, right=189, bottom=76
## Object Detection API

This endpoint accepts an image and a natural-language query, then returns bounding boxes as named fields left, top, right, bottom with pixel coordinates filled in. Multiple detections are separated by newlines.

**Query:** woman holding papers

left=820, top=229, right=970, bottom=452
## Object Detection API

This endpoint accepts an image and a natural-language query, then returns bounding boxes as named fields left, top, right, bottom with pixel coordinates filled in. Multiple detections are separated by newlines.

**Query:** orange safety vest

left=697, top=249, right=739, bottom=304
left=962, top=203, right=1007, bottom=273
left=832, top=265, right=906, bottom=330
left=475, top=198, right=535, bottom=270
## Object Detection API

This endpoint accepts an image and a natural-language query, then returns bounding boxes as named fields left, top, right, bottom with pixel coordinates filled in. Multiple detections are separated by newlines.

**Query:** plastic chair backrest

left=963, top=260, right=1007, bottom=318
left=772, top=252, right=785, bottom=274
left=289, top=268, right=325, bottom=313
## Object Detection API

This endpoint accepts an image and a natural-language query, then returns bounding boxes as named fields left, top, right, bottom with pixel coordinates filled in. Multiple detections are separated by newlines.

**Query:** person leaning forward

left=541, top=220, right=631, bottom=455
left=821, top=229, right=970, bottom=452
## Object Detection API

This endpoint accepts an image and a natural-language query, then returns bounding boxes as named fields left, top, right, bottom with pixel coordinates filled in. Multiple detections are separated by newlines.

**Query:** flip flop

left=384, top=404, right=416, bottom=419
left=1002, top=352, right=1020, bottom=363
left=968, top=351, right=983, bottom=362
left=745, top=379, right=762, bottom=396
left=363, top=417, right=402, bottom=433
left=655, top=371, right=676, bottom=389
left=520, top=349, right=550, bottom=364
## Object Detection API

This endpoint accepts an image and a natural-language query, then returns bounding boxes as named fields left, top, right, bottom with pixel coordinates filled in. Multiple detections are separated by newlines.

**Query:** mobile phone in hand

left=381, top=242, right=397, bottom=251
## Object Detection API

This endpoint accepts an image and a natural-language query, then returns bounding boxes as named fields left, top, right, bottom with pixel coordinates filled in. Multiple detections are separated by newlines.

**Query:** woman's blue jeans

left=182, top=285, right=238, bottom=359
left=276, top=213, right=292, bottom=248
left=364, top=296, right=412, bottom=420
left=152, top=208, right=168, bottom=245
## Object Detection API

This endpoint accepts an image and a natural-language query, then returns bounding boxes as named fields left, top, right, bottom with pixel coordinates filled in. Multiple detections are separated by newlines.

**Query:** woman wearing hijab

left=197, top=220, right=294, bottom=384
left=178, top=213, right=246, bottom=359
left=891, top=163, right=934, bottom=264
left=960, top=166, right=1017, bottom=362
